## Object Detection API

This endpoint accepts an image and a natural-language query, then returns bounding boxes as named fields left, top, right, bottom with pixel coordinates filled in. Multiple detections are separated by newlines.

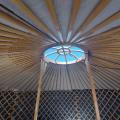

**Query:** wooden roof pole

left=73, top=11, right=120, bottom=43
left=11, top=0, right=59, bottom=41
left=45, top=0, right=63, bottom=42
left=0, top=10, right=38, bottom=36
left=0, top=23, right=36, bottom=37
left=34, top=60, right=45, bottom=120
left=71, top=0, right=110, bottom=40
left=85, top=54, right=101, bottom=120
left=45, top=0, right=60, bottom=32
left=67, top=0, right=81, bottom=42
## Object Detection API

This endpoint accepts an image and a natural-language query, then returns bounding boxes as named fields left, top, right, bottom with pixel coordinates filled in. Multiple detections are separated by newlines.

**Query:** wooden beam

left=0, top=23, right=55, bottom=44
left=91, top=11, right=120, bottom=32
left=74, top=11, right=120, bottom=43
left=0, top=36, right=33, bottom=50
left=77, top=12, right=120, bottom=41
left=82, top=26, right=120, bottom=42
left=34, top=60, right=46, bottom=120
left=0, top=33, right=43, bottom=47
left=0, top=36, right=19, bottom=41
left=0, top=30, right=28, bottom=39
left=89, top=57, right=120, bottom=69
left=0, top=23, right=36, bottom=37
left=45, top=0, right=63, bottom=42
left=68, top=0, right=81, bottom=31
left=85, top=54, right=101, bottom=120
left=66, top=0, right=81, bottom=42
left=0, top=30, right=41, bottom=44
left=0, top=10, right=38, bottom=35
left=34, top=75, right=42, bottom=120
left=71, top=0, right=110, bottom=42
left=45, top=0, right=60, bottom=31
left=80, top=0, right=110, bottom=31
left=0, top=36, right=30, bottom=43
left=11, top=0, right=55, bottom=37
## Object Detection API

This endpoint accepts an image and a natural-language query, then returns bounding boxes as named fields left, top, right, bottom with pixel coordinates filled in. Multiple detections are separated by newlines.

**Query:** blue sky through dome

left=44, top=45, right=85, bottom=64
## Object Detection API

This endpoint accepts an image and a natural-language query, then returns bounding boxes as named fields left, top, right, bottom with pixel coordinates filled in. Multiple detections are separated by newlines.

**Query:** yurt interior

left=0, top=0, right=120, bottom=120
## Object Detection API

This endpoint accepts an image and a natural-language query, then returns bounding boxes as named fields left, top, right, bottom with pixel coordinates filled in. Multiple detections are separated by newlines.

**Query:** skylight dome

left=44, top=45, right=85, bottom=64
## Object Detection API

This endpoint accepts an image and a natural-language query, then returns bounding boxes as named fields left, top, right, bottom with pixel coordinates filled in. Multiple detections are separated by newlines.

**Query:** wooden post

left=85, top=54, right=101, bottom=120
left=34, top=60, right=45, bottom=120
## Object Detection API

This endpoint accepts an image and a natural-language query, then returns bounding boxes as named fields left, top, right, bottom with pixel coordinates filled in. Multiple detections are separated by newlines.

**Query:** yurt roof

left=0, top=0, right=120, bottom=91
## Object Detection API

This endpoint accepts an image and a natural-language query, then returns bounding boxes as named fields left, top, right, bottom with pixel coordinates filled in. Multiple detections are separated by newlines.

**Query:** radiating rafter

left=0, top=4, right=59, bottom=44
left=44, top=0, right=60, bottom=31
left=0, top=23, right=36, bottom=37
left=0, top=36, right=21, bottom=42
left=80, top=0, right=110, bottom=31
left=0, top=9, right=39, bottom=35
left=45, top=0, right=63, bottom=42
left=76, top=26, right=120, bottom=44
left=0, top=29, right=54, bottom=46
left=75, top=11, right=120, bottom=43
left=71, top=0, right=111, bottom=42
left=0, top=23, right=55, bottom=45
left=90, top=11, right=120, bottom=33
left=0, top=30, right=29, bottom=39
left=67, top=0, right=81, bottom=42
left=11, top=0, right=59, bottom=42
left=0, top=36, right=34, bottom=52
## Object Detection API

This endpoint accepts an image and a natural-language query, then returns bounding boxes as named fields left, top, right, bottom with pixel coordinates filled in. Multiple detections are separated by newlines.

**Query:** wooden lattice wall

left=0, top=90, right=119, bottom=120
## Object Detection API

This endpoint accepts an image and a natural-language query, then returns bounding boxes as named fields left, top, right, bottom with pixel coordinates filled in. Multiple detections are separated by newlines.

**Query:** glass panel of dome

left=44, top=45, right=85, bottom=64
left=47, top=53, right=59, bottom=60
left=71, top=46, right=84, bottom=52
left=66, top=54, right=77, bottom=61
left=56, top=55, right=66, bottom=63
left=45, top=48, right=57, bottom=56
left=71, top=51, right=85, bottom=59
